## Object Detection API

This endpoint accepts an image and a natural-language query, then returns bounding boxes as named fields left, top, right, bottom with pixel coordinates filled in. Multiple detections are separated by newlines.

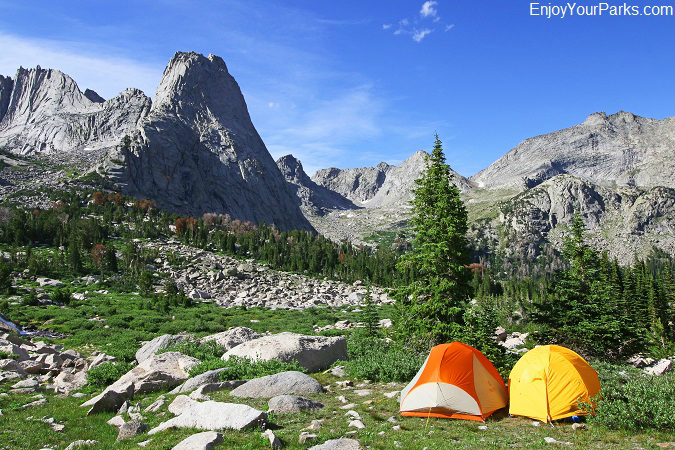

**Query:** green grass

left=1, top=372, right=672, bottom=449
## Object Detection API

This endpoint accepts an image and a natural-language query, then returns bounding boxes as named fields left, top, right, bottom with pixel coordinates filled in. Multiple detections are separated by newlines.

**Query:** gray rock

left=268, top=395, right=324, bottom=414
left=276, top=155, right=357, bottom=216
left=64, top=440, right=99, bottom=450
left=262, top=429, right=282, bottom=449
left=135, top=334, right=191, bottom=363
left=230, top=371, right=322, bottom=399
left=471, top=111, right=675, bottom=191
left=308, top=438, right=362, bottom=450
left=82, top=352, right=199, bottom=413
left=54, top=370, right=87, bottom=392
left=645, top=358, right=672, bottom=375
left=106, top=52, right=312, bottom=232
left=170, top=368, right=229, bottom=394
left=168, top=395, right=199, bottom=415
left=172, top=431, right=223, bottom=450
left=85, top=383, right=134, bottom=416
left=0, top=66, right=150, bottom=155
left=88, top=352, right=117, bottom=370
left=148, top=401, right=267, bottom=434
left=200, top=327, right=261, bottom=352
left=117, top=420, right=147, bottom=441
left=223, top=332, right=347, bottom=372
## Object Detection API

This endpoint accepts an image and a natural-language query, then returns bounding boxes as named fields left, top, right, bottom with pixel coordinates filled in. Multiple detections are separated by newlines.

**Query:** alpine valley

left=1, top=52, right=672, bottom=266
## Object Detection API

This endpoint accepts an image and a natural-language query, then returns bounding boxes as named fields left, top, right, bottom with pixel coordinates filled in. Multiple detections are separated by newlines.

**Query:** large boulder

left=230, top=371, right=323, bottom=399
left=172, top=431, right=223, bottom=450
left=309, top=438, right=362, bottom=450
left=135, top=334, right=192, bottom=363
left=169, top=368, right=229, bottom=394
left=268, top=395, right=324, bottom=414
left=200, top=327, right=261, bottom=352
left=223, top=332, right=347, bottom=372
left=82, top=352, right=200, bottom=413
left=148, top=401, right=267, bottom=434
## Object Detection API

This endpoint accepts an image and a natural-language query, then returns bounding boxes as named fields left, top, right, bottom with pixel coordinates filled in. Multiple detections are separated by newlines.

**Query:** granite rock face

left=471, top=111, right=675, bottom=190
left=276, top=154, right=357, bottom=216
left=0, top=67, right=150, bottom=155
left=106, top=52, right=311, bottom=231
left=0, top=75, right=13, bottom=123
left=311, top=150, right=471, bottom=209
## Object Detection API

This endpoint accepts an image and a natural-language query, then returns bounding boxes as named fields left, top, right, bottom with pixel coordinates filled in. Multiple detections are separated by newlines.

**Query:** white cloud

left=394, top=29, right=404, bottom=35
left=382, top=24, right=392, bottom=30
left=420, top=1, right=438, bottom=17
left=268, top=101, right=280, bottom=109
left=412, top=29, right=433, bottom=43
left=0, top=33, right=162, bottom=99
left=445, top=24, right=455, bottom=31
left=264, top=85, right=384, bottom=174
left=399, top=18, right=409, bottom=26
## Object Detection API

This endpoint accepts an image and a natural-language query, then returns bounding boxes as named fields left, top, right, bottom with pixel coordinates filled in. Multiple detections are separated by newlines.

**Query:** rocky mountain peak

left=108, top=51, right=312, bottom=230
left=276, top=154, right=306, bottom=184
left=471, top=111, right=674, bottom=190
left=0, top=75, right=13, bottom=123
left=84, top=88, right=105, bottom=103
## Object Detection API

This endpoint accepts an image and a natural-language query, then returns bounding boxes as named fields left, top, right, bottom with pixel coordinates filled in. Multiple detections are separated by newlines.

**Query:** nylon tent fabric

left=400, top=342, right=508, bottom=421
left=508, top=345, right=601, bottom=422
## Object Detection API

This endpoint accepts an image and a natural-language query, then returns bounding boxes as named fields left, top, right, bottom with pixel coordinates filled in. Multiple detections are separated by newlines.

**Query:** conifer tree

left=395, top=135, right=471, bottom=346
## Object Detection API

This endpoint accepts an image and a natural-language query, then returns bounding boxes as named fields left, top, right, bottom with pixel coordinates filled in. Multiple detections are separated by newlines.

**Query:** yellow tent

left=508, top=345, right=600, bottom=422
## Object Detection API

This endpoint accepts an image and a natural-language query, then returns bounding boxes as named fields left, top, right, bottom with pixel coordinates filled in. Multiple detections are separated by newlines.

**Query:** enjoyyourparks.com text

left=530, top=2, right=674, bottom=19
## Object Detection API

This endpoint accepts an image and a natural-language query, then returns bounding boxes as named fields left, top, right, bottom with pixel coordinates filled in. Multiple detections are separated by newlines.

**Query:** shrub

left=21, top=291, right=40, bottom=306
left=342, top=329, right=425, bottom=382
left=217, top=356, right=306, bottom=380
left=87, top=361, right=133, bottom=387
left=50, top=289, right=72, bottom=305
left=161, top=339, right=223, bottom=362
left=0, top=350, right=18, bottom=359
left=581, top=362, right=675, bottom=431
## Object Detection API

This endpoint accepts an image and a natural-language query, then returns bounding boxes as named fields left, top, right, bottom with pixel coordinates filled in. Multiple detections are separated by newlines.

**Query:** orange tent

left=400, top=342, right=508, bottom=421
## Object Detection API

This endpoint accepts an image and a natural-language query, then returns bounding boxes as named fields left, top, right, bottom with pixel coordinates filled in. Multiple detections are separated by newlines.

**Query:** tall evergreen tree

left=395, top=134, right=472, bottom=346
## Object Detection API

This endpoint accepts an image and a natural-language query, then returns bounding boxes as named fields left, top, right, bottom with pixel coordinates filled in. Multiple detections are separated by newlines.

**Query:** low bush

left=87, top=361, right=133, bottom=387
left=582, top=362, right=675, bottom=431
left=342, top=329, right=425, bottom=382
left=217, top=356, right=306, bottom=380
left=160, top=339, right=223, bottom=362
left=50, top=289, right=72, bottom=305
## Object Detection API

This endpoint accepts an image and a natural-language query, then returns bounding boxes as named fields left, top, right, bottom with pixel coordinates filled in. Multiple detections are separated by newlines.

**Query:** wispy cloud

left=420, top=1, right=438, bottom=18
left=384, top=1, right=453, bottom=43
left=445, top=24, right=455, bottom=32
left=382, top=24, right=392, bottom=30
left=0, top=32, right=162, bottom=99
left=412, top=29, right=433, bottom=43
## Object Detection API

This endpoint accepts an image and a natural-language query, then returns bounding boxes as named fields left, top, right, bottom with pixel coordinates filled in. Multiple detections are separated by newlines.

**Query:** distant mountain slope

left=276, top=155, right=357, bottom=216
left=312, top=150, right=473, bottom=209
left=471, top=111, right=675, bottom=190
left=0, top=53, right=312, bottom=231
left=0, top=67, right=150, bottom=154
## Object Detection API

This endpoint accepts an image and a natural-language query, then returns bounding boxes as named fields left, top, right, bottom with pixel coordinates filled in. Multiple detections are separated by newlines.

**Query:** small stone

left=336, top=395, right=347, bottom=403
left=345, top=410, right=361, bottom=420
left=383, top=391, right=399, bottom=399
left=348, top=419, right=365, bottom=429
left=478, top=425, right=487, bottom=430
left=64, top=440, right=98, bottom=450
left=532, top=421, right=541, bottom=427
left=387, top=416, right=398, bottom=424
left=138, top=439, right=152, bottom=447
left=262, top=429, right=282, bottom=449
left=107, top=416, right=126, bottom=428
left=340, top=403, right=357, bottom=410
left=302, top=419, right=323, bottom=432
left=299, top=432, right=318, bottom=444
left=572, top=423, right=586, bottom=431
left=172, top=431, right=223, bottom=450
left=117, top=420, right=147, bottom=441
left=392, top=425, right=401, bottom=431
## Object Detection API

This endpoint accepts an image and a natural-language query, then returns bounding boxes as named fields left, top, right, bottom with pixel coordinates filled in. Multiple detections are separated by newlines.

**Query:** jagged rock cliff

left=311, top=150, right=472, bottom=208
left=106, top=52, right=312, bottom=231
left=276, top=155, right=357, bottom=216
left=0, top=67, right=151, bottom=155
left=0, top=75, right=13, bottom=123
left=495, top=174, right=675, bottom=261
left=471, top=111, right=675, bottom=190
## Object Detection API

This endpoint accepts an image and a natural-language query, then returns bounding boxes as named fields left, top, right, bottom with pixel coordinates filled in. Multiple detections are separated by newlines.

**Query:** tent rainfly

left=508, top=345, right=601, bottom=422
left=400, top=342, right=508, bottom=421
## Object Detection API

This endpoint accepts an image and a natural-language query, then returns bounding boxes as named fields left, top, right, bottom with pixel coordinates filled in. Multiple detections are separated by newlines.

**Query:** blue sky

left=0, top=0, right=673, bottom=176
